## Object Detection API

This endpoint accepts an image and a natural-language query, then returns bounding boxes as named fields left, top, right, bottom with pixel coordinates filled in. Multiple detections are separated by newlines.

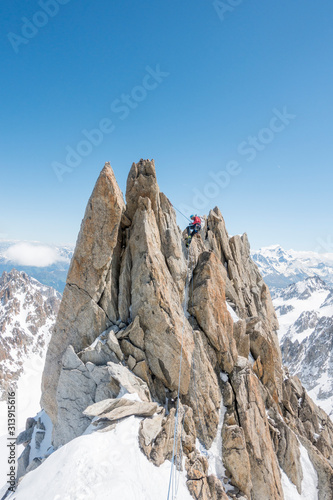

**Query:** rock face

left=41, top=163, right=125, bottom=422
left=41, top=160, right=333, bottom=500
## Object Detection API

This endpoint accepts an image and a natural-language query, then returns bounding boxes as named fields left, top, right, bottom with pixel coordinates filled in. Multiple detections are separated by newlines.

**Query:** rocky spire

left=41, top=163, right=125, bottom=422
left=40, top=160, right=333, bottom=500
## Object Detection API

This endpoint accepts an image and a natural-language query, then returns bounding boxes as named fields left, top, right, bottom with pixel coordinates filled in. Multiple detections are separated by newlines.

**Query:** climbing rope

left=166, top=247, right=191, bottom=500
left=171, top=203, right=191, bottom=223
left=173, top=411, right=185, bottom=498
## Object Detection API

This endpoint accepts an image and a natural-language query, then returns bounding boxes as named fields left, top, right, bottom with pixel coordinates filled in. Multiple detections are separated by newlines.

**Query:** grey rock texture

left=84, top=398, right=158, bottom=422
left=16, top=414, right=49, bottom=480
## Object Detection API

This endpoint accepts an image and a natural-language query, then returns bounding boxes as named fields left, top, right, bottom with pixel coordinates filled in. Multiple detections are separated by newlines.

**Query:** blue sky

left=1, top=0, right=332, bottom=252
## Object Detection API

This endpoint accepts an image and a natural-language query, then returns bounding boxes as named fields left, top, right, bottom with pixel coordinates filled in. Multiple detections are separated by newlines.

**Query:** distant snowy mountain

left=273, top=276, right=333, bottom=417
left=0, top=241, right=73, bottom=292
left=0, top=269, right=61, bottom=488
left=0, top=269, right=61, bottom=401
left=251, top=245, right=333, bottom=289
left=252, top=245, right=333, bottom=417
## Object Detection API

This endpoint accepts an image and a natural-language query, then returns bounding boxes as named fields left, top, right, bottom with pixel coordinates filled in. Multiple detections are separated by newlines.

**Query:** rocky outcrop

left=230, top=357, right=284, bottom=499
left=186, top=450, right=229, bottom=500
left=16, top=412, right=52, bottom=481
left=139, top=402, right=195, bottom=467
left=84, top=397, right=158, bottom=422
left=40, top=160, right=333, bottom=500
left=190, top=251, right=237, bottom=372
left=125, top=160, right=186, bottom=296
left=53, top=341, right=151, bottom=448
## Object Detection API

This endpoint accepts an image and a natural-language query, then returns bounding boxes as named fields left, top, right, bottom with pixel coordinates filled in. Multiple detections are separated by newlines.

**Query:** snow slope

left=6, top=415, right=192, bottom=500
left=2, top=388, right=320, bottom=500
left=280, top=440, right=318, bottom=500
left=0, top=270, right=60, bottom=488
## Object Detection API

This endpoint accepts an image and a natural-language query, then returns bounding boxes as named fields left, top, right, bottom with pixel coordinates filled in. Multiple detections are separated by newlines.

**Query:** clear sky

left=1, top=0, right=332, bottom=252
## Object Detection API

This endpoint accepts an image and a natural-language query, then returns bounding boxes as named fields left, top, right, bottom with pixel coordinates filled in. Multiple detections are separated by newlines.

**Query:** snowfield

left=6, top=416, right=192, bottom=500
left=2, top=399, right=320, bottom=500
left=273, top=277, right=332, bottom=342
left=0, top=270, right=60, bottom=489
left=0, top=351, right=48, bottom=490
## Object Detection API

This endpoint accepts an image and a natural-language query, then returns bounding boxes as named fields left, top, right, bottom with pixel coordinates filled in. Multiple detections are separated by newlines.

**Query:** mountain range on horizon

left=251, top=245, right=333, bottom=289
left=2, top=239, right=333, bottom=294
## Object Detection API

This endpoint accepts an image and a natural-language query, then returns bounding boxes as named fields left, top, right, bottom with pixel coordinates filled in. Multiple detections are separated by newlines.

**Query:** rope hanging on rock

left=166, top=247, right=191, bottom=500
left=171, top=203, right=191, bottom=223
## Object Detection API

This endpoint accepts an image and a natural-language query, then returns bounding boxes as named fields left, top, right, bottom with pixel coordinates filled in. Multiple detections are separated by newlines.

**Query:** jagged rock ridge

left=39, top=161, right=333, bottom=500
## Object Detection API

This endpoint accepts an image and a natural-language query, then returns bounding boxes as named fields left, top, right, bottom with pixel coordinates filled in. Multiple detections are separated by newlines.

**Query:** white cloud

left=4, top=242, right=67, bottom=267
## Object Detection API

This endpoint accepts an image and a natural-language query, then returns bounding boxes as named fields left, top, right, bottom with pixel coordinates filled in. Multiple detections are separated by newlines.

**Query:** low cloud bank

left=4, top=242, right=67, bottom=267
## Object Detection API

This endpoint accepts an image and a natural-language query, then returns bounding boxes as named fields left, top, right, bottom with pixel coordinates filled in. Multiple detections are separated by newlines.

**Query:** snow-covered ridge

left=3, top=411, right=192, bottom=500
left=0, top=270, right=61, bottom=489
left=0, top=269, right=61, bottom=400
left=252, top=245, right=333, bottom=288
left=253, top=245, right=333, bottom=417
left=273, top=276, right=333, bottom=417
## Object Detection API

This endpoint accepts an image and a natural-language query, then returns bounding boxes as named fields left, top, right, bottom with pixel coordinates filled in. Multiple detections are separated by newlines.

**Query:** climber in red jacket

left=186, top=215, right=202, bottom=246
